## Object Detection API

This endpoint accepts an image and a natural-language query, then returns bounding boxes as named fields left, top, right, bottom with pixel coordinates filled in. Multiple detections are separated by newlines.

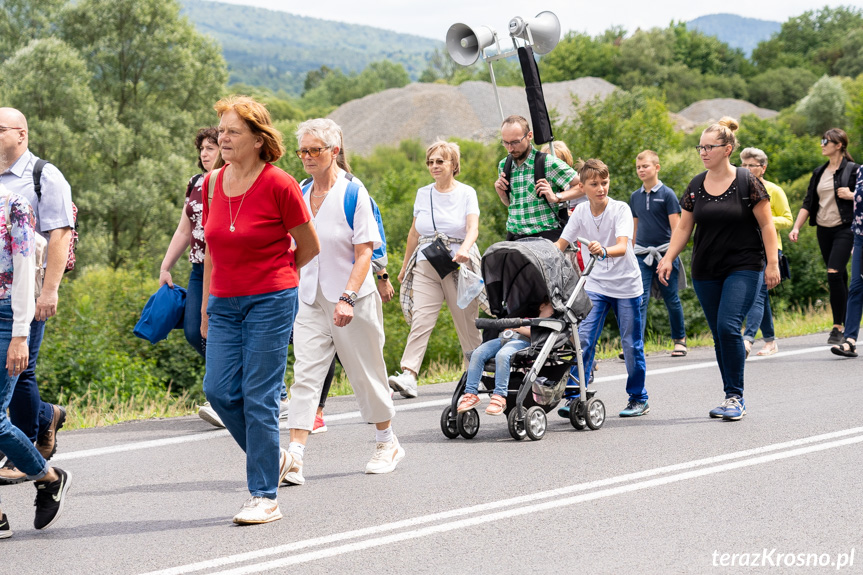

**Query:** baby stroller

left=440, top=237, right=604, bottom=441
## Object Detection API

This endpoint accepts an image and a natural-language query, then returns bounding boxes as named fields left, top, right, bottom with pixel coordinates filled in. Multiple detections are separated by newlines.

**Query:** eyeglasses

left=741, top=163, right=764, bottom=168
left=821, top=138, right=837, bottom=146
left=295, top=146, right=330, bottom=159
left=0, top=126, right=23, bottom=133
left=501, top=133, right=529, bottom=148
left=426, top=158, right=449, bottom=166
left=694, top=144, right=725, bottom=153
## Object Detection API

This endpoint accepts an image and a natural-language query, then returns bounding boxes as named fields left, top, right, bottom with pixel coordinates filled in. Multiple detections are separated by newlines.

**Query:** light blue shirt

left=0, top=150, right=74, bottom=240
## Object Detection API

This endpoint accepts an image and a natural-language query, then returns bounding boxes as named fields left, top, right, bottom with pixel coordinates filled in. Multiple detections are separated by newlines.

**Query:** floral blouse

left=184, top=174, right=206, bottom=263
left=0, top=186, right=37, bottom=336
left=853, top=165, right=863, bottom=237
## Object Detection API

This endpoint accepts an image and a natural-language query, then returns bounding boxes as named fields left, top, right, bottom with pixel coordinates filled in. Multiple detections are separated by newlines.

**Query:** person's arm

left=454, top=213, right=479, bottom=263
left=632, top=217, right=639, bottom=247
left=771, top=188, right=793, bottom=230
left=288, top=221, right=320, bottom=270
left=333, top=242, right=373, bottom=327
left=788, top=208, right=810, bottom=243
left=159, top=210, right=193, bottom=288
left=375, top=268, right=394, bottom=303
left=656, top=210, right=695, bottom=285
left=398, top=219, right=420, bottom=283
left=588, top=236, right=629, bottom=259
left=8, top=200, right=35, bottom=377
left=35, top=226, right=72, bottom=321
left=754, top=200, right=781, bottom=289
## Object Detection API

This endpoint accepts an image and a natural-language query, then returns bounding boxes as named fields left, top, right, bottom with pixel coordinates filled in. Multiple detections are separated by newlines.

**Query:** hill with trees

left=687, top=14, right=781, bottom=56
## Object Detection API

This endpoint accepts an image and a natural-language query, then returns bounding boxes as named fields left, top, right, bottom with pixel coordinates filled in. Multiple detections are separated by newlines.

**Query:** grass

left=59, top=305, right=835, bottom=429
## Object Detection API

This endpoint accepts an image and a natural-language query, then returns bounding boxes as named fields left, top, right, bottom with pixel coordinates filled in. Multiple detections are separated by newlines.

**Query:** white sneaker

left=280, top=452, right=305, bottom=486
left=198, top=402, right=224, bottom=428
left=232, top=496, right=282, bottom=525
left=388, top=371, right=418, bottom=399
left=279, top=399, right=290, bottom=420
left=365, top=436, right=405, bottom=474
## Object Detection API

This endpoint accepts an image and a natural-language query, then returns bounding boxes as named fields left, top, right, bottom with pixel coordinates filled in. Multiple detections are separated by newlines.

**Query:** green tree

left=747, top=67, right=819, bottom=110
left=538, top=31, right=619, bottom=82
left=795, top=75, right=848, bottom=135
left=0, top=0, right=65, bottom=60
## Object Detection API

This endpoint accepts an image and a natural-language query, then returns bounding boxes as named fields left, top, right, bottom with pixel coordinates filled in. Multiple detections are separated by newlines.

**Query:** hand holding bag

left=456, top=266, right=484, bottom=309
left=421, top=188, right=459, bottom=278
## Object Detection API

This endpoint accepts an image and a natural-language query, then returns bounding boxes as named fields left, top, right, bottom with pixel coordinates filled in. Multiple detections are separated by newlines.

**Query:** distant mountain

left=687, top=14, right=781, bottom=56
left=180, top=0, right=442, bottom=95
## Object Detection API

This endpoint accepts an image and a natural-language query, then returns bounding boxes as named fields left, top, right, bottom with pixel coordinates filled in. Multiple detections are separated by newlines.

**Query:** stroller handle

left=475, top=317, right=530, bottom=330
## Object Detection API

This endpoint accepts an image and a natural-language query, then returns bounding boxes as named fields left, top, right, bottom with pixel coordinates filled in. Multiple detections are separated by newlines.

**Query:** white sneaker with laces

left=198, top=402, right=225, bottom=428
left=279, top=399, right=290, bottom=420
left=365, top=436, right=405, bottom=474
left=232, top=497, right=282, bottom=525
left=387, top=371, right=418, bottom=398
left=280, top=452, right=305, bottom=486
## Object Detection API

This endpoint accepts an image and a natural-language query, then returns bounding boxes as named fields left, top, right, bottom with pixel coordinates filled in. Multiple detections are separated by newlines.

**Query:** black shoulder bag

left=421, top=188, right=460, bottom=279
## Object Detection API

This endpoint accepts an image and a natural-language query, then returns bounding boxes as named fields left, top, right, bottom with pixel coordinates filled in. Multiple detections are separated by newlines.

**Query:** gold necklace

left=226, top=172, right=249, bottom=233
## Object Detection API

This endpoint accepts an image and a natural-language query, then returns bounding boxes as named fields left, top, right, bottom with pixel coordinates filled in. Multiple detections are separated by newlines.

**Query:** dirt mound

left=329, top=78, right=617, bottom=156
left=676, top=98, right=778, bottom=127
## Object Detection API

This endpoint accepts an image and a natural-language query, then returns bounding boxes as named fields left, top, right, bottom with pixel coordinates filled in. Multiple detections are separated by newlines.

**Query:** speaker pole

left=487, top=61, right=505, bottom=124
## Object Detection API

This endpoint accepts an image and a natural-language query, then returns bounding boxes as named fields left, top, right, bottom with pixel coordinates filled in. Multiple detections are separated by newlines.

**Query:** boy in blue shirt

left=629, top=150, right=687, bottom=356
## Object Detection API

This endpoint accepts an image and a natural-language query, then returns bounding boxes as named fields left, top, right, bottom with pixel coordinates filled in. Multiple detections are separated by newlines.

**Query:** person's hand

left=788, top=228, right=800, bottom=243
left=837, top=186, right=854, bottom=201
left=200, top=311, right=208, bottom=339
left=159, top=270, right=174, bottom=288
left=494, top=174, right=509, bottom=195
left=535, top=178, right=558, bottom=203
left=765, top=262, right=781, bottom=289
left=656, top=257, right=672, bottom=286
left=453, top=248, right=470, bottom=264
left=587, top=241, right=603, bottom=256
left=377, top=278, right=394, bottom=303
left=397, top=268, right=406, bottom=284
left=35, top=290, right=58, bottom=321
left=6, top=336, right=28, bottom=377
left=334, top=300, right=354, bottom=327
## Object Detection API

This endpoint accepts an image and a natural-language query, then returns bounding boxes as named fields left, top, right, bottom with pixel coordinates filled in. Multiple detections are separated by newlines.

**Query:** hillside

left=180, top=0, right=441, bottom=94
left=687, top=14, right=781, bottom=56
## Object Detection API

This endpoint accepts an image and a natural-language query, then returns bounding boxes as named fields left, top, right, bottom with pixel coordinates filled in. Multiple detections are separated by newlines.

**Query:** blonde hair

left=540, top=141, right=573, bottom=167
left=214, top=95, right=285, bottom=163
left=702, top=116, right=739, bottom=152
left=425, top=140, right=461, bottom=176
left=636, top=149, right=660, bottom=165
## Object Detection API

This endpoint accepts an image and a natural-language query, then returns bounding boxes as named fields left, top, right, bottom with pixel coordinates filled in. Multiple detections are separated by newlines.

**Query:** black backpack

left=502, top=151, right=569, bottom=227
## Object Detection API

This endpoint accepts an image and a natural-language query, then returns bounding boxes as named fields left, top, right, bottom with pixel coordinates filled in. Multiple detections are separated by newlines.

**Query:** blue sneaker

left=557, top=397, right=578, bottom=419
left=722, top=397, right=746, bottom=421
left=619, top=400, right=650, bottom=417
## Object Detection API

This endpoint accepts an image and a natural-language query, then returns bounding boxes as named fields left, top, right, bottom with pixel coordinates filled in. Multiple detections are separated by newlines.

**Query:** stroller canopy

left=481, top=238, right=585, bottom=319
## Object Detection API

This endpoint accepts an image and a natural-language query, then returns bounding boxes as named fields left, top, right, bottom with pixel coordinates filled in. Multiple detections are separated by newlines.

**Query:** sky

left=210, top=0, right=860, bottom=40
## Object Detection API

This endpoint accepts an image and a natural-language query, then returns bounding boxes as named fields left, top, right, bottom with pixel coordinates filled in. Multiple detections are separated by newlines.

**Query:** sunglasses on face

left=426, top=158, right=449, bottom=166
left=821, top=138, right=837, bottom=146
left=295, top=146, right=330, bottom=159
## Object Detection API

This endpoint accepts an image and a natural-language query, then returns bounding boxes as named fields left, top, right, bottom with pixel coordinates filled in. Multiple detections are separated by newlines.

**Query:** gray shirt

left=0, top=150, right=74, bottom=240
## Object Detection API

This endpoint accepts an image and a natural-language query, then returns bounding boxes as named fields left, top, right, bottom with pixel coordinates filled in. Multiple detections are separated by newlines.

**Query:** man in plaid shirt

left=494, top=115, right=581, bottom=241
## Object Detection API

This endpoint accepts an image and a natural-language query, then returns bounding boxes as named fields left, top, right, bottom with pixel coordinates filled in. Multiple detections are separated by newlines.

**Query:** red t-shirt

left=203, top=164, right=311, bottom=297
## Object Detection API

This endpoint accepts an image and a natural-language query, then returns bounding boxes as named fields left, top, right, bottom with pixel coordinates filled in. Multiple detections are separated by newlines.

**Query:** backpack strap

left=838, top=161, right=858, bottom=189
left=502, top=154, right=514, bottom=198
left=735, top=166, right=751, bottom=206
left=343, top=180, right=361, bottom=230
left=206, top=167, right=222, bottom=206
left=533, top=151, right=547, bottom=183
left=32, top=159, right=48, bottom=201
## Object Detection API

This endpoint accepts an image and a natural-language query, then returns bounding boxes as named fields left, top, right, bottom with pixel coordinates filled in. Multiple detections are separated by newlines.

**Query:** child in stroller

left=457, top=298, right=555, bottom=416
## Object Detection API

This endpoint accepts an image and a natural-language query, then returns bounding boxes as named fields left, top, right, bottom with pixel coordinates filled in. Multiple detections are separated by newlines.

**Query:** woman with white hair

left=284, top=118, right=403, bottom=486
left=739, top=147, right=792, bottom=356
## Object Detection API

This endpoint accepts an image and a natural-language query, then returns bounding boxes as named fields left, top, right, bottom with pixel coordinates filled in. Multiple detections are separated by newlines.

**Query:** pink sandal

left=457, top=393, right=480, bottom=413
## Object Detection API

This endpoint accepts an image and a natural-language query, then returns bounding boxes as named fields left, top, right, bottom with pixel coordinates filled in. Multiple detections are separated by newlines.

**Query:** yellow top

left=763, top=179, right=792, bottom=251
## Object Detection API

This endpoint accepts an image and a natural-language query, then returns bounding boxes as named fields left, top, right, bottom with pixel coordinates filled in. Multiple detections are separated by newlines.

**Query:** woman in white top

left=285, top=118, right=403, bottom=485
left=389, top=141, right=483, bottom=399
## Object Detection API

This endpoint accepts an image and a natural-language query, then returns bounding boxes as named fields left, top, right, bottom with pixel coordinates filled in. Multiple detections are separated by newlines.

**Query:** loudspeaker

left=508, top=11, right=561, bottom=55
left=446, top=23, right=497, bottom=66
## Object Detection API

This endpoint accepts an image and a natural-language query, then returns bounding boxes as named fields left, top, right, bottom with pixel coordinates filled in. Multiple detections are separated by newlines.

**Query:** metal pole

left=486, top=59, right=505, bottom=124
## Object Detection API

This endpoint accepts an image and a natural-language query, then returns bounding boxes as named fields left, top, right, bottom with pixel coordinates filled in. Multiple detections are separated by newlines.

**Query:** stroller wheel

left=585, top=398, right=606, bottom=430
left=507, top=408, right=527, bottom=441
left=570, top=401, right=586, bottom=430
left=440, top=406, right=459, bottom=439
left=524, top=406, right=547, bottom=441
left=456, top=409, right=480, bottom=439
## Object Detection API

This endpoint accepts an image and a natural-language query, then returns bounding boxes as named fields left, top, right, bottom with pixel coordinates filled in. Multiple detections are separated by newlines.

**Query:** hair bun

left=718, top=116, right=739, bottom=132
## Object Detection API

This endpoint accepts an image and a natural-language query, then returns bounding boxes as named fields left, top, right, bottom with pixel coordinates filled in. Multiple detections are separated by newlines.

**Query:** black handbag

left=421, top=188, right=459, bottom=279
left=778, top=252, right=791, bottom=280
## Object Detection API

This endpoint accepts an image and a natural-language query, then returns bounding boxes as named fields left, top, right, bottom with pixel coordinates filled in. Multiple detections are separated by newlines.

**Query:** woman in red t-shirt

left=200, top=96, right=320, bottom=526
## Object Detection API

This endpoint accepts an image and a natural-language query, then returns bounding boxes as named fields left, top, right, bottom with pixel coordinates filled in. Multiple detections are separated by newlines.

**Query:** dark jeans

left=8, top=319, right=53, bottom=442
left=816, top=224, right=854, bottom=326
left=693, top=271, right=762, bottom=399
left=637, top=254, right=686, bottom=340
left=843, top=233, right=863, bottom=341
left=183, top=262, right=205, bottom=357
left=506, top=228, right=561, bottom=242
left=743, top=252, right=780, bottom=343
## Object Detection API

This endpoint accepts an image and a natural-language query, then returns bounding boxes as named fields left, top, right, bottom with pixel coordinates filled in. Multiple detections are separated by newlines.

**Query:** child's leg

left=464, top=338, right=503, bottom=395
left=613, top=296, right=648, bottom=402
left=573, top=292, right=611, bottom=396
left=491, top=340, right=530, bottom=397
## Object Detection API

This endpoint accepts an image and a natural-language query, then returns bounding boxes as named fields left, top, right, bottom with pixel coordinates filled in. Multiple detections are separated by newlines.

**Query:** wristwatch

left=376, top=273, right=389, bottom=281
left=501, top=329, right=516, bottom=340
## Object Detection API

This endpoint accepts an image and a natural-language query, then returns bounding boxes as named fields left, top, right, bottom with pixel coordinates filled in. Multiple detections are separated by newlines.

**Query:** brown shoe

left=36, top=405, right=67, bottom=461
left=0, top=461, right=27, bottom=485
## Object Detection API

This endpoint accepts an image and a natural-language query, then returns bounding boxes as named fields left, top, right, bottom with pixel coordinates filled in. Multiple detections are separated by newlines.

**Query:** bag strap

left=735, top=166, right=751, bottom=206
left=429, top=185, right=438, bottom=232
left=206, top=167, right=222, bottom=206
left=343, top=179, right=361, bottom=230
left=502, top=154, right=514, bottom=198
left=32, top=159, right=48, bottom=201
left=838, top=161, right=858, bottom=189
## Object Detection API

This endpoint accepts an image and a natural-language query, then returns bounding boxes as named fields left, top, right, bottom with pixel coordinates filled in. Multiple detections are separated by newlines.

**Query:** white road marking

left=141, top=425, right=863, bottom=575
left=52, top=344, right=829, bottom=463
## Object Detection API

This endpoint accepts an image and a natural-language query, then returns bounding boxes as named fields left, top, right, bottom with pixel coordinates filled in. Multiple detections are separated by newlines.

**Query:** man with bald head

left=0, top=108, right=74, bottom=485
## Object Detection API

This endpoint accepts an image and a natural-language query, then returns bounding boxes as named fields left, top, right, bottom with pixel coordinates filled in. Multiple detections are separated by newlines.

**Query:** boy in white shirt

left=555, top=159, right=649, bottom=417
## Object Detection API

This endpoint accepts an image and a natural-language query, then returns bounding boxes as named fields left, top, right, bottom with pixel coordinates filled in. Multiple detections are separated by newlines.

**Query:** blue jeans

left=578, top=292, right=647, bottom=402
left=692, top=271, right=762, bottom=398
left=184, top=262, right=205, bottom=357
left=743, top=254, right=778, bottom=343
left=465, top=337, right=529, bottom=397
left=843, top=234, right=863, bottom=341
left=8, top=318, right=53, bottom=442
left=638, top=255, right=686, bottom=340
left=0, top=301, right=48, bottom=490
left=204, top=288, right=297, bottom=499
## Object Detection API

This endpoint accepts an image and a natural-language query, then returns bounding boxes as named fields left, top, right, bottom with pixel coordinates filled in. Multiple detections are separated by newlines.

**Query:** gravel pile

left=676, top=98, right=778, bottom=126
left=330, top=77, right=617, bottom=155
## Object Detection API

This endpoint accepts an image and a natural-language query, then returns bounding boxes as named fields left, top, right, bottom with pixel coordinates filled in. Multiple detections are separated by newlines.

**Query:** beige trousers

left=400, top=260, right=482, bottom=375
left=289, top=285, right=395, bottom=430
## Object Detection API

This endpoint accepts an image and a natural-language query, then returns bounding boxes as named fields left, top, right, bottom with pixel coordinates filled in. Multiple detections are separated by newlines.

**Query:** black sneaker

left=827, top=327, right=844, bottom=346
left=33, top=468, right=71, bottom=530
left=0, top=513, right=11, bottom=539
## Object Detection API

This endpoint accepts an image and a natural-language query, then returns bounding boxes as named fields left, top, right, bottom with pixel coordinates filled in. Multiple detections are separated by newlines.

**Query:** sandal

left=485, top=394, right=506, bottom=416
left=756, top=342, right=778, bottom=356
left=457, top=393, right=480, bottom=413
left=743, top=340, right=752, bottom=358
left=831, top=338, right=858, bottom=358
left=671, top=339, right=687, bottom=357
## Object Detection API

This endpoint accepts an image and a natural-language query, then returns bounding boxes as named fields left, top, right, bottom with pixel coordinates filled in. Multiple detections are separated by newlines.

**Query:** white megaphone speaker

left=508, top=11, right=561, bottom=55
left=446, top=23, right=497, bottom=66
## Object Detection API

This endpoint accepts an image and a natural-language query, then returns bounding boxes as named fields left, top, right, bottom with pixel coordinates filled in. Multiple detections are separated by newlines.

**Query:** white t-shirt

left=299, top=170, right=382, bottom=305
left=413, top=182, right=480, bottom=262
left=560, top=198, right=642, bottom=299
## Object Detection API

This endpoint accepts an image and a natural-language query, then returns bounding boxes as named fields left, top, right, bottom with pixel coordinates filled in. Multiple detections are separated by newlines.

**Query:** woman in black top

left=657, top=117, right=779, bottom=422
left=789, top=128, right=859, bottom=345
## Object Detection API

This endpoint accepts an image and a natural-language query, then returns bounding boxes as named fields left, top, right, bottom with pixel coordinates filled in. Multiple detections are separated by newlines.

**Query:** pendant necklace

left=592, top=211, right=605, bottom=231
left=227, top=175, right=248, bottom=232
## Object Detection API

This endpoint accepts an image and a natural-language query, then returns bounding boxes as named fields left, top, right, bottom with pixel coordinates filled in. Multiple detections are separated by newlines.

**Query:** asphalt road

left=3, top=332, right=862, bottom=575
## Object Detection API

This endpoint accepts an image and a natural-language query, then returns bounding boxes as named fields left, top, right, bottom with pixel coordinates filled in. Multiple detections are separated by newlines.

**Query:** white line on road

left=142, top=426, right=863, bottom=575
left=53, top=344, right=829, bottom=463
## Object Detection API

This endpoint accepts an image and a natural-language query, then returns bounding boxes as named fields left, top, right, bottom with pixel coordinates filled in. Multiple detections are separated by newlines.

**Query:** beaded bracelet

left=338, top=295, right=355, bottom=307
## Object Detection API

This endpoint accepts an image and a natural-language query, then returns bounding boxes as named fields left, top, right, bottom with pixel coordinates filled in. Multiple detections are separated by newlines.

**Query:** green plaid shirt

left=499, top=148, right=578, bottom=235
